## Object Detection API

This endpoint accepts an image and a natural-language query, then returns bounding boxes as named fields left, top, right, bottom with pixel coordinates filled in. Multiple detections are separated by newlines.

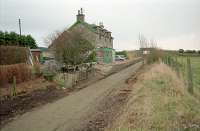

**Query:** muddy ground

left=84, top=77, right=138, bottom=131
left=0, top=71, right=105, bottom=126
left=0, top=85, right=69, bottom=126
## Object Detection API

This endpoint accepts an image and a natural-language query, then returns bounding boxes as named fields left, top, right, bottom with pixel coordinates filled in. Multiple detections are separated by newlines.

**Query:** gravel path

left=1, top=62, right=142, bottom=131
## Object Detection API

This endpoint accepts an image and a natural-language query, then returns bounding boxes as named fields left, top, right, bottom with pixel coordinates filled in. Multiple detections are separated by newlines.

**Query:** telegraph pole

left=18, top=18, right=22, bottom=36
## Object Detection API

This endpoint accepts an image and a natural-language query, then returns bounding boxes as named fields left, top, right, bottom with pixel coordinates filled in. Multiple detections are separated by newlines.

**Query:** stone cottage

left=68, top=8, right=115, bottom=63
left=49, top=8, right=115, bottom=63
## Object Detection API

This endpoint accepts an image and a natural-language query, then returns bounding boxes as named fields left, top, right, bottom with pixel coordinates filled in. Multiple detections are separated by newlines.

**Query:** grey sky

left=0, top=0, right=200, bottom=50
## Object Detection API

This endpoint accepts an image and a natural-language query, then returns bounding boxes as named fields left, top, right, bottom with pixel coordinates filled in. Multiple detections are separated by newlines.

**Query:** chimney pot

left=76, top=8, right=85, bottom=22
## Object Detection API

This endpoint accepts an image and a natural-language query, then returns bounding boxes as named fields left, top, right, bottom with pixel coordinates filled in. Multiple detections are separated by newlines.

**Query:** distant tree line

left=179, top=49, right=200, bottom=54
left=116, top=51, right=128, bottom=58
left=0, top=31, right=38, bottom=49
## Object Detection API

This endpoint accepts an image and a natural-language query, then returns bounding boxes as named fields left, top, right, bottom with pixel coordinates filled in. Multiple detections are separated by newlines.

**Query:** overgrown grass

left=110, top=64, right=200, bottom=131
left=144, top=75, right=200, bottom=130
left=145, top=48, right=163, bottom=64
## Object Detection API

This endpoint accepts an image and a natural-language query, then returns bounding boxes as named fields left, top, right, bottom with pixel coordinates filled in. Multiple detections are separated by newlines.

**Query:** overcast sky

left=0, top=0, right=200, bottom=50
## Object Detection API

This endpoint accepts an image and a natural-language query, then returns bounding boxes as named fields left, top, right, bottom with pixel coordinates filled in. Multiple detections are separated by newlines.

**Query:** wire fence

left=55, top=63, right=96, bottom=89
left=162, top=55, right=194, bottom=94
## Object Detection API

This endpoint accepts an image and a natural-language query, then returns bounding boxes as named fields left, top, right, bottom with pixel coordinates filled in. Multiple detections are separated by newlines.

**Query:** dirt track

left=1, top=61, right=142, bottom=131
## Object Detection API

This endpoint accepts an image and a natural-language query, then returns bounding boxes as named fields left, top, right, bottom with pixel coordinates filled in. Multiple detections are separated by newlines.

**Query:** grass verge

left=108, top=63, right=200, bottom=131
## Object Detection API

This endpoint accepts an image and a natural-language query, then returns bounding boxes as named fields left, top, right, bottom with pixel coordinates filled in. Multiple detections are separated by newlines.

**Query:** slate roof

left=68, top=21, right=111, bottom=35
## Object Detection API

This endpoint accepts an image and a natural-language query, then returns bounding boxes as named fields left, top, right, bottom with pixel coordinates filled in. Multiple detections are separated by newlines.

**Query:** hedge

left=0, top=45, right=28, bottom=65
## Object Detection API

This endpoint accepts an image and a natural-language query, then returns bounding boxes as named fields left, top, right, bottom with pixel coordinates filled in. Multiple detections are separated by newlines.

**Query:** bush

left=185, top=50, right=196, bottom=53
left=178, top=49, right=184, bottom=53
left=0, top=31, right=38, bottom=48
left=0, top=45, right=28, bottom=65
left=0, top=63, right=32, bottom=86
left=32, top=63, right=42, bottom=77
left=42, top=65, right=57, bottom=82
left=85, top=51, right=97, bottom=62
left=146, top=48, right=163, bottom=64
left=116, top=51, right=128, bottom=58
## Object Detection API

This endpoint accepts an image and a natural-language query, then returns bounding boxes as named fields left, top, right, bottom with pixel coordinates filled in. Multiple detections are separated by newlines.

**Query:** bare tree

left=149, top=38, right=157, bottom=48
left=43, top=30, right=62, bottom=47
left=138, top=34, right=148, bottom=49
left=138, top=34, right=158, bottom=49
left=51, top=30, right=94, bottom=65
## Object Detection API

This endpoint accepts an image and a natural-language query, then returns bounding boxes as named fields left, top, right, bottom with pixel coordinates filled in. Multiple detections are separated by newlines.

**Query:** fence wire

left=162, top=55, right=193, bottom=94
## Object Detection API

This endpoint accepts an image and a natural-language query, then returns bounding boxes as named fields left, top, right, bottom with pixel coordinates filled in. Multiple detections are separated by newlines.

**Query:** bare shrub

left=138, top=34, right=163, bottom=64
left=0, top=63, right=32, bottom=86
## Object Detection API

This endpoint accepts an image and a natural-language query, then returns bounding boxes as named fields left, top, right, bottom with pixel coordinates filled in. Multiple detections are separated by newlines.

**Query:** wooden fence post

left=167, top=56, right=171, bottom=66
left=187, top=58, right=193, bottom=94
left=12, top=76, right=17, bottom=97
left=175, top=57, right=180, bottom=77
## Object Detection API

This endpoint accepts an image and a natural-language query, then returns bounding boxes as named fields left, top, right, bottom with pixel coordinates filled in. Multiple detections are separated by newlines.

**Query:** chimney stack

left=77, top=8, right=85, bottom=22
left=99, top=22, right=104, bottom=28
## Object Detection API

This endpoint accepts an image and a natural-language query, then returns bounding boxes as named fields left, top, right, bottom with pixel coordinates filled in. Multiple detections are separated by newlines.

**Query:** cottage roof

left=69, top=21, right=112, bottom=35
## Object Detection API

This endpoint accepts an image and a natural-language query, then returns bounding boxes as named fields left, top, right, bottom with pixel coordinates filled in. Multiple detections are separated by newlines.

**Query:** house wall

left=70, top=23, right=113, bottom=49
